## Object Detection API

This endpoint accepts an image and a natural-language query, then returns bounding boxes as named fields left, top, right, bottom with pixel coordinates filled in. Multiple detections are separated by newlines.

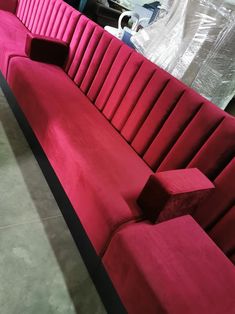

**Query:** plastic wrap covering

left=131, top=0, right=235, bottom=109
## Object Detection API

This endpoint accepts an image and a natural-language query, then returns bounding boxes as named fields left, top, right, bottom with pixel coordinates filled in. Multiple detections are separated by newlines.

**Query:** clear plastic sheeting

left=131, top=0, right=235, bottom=109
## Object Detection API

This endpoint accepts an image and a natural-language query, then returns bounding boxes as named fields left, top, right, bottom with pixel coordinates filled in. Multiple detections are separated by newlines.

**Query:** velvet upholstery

left=25, top=33, right=69, bottom=67
left=0, top=0, right=17, bottom=13
left=103, top=216, right=235, bottom=314
left=2, top=0, right=235, bottom=261
left=1, top=1, right=235, bottom=312
left=0, top=10, right=28, bottom=77
left=209, top=205, right=235, bottom=258
left=7, top=56, right=152, bottom=254
left=137, top=168, right=215, bottom=223
left=0, top=0, right=80, bottom=77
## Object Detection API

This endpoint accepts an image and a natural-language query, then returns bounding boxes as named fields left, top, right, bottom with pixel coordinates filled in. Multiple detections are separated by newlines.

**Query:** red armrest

left=25, top=33, right=69, bottom=67
left=137, top=168, right=215, bottom=223
left=0, top=0, right=17, bottom=13
left=103, top=216, right=235, bottom=314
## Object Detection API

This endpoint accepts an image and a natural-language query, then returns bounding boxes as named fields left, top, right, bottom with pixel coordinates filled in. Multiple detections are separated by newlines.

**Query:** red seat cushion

left=7, top=56, right=152, bottom=255
left=103, top=215, right=235, bottom=314
left=0, top=10, right=28, bottom=77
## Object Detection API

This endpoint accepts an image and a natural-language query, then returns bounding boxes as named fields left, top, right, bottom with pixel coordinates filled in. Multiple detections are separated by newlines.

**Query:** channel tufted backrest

left=16, top=0, right=80, bottom=43
left=65, top=13, right=235, bottom=262
left=65, top=13, right=235, bottom=181
left=13, top=3, right=235, bottom=262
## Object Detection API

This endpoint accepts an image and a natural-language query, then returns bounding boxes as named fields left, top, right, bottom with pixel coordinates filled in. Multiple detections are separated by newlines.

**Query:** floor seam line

left=0, top=214, right=63, bottom=230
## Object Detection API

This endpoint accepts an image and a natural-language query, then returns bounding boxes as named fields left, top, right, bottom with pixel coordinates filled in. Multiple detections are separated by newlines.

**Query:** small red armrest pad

left=25, top=33, right=69, bottom=67
left=137, top=168, right=215, bottom=223
left=0, top=0, right=17, bottom=13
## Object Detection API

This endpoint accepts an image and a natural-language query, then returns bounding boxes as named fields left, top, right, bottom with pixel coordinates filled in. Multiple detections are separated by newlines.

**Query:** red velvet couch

left=1, top=1, right=235, bottom=313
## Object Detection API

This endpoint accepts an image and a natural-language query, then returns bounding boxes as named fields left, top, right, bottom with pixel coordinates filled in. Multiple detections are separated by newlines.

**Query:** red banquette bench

left=0, top=1, right=235, bottom=313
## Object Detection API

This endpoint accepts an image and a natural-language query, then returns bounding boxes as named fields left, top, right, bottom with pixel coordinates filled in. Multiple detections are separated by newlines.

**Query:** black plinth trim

left=0, top=71, right=127, bottom=314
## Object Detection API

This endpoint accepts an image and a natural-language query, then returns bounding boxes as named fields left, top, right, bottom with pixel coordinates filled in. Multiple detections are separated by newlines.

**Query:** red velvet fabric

left=0, top=0, right=80, bottom=77
left=7, top=56, right=152, bottom=254
left=209, top=205, right=235, bottom=257
left=193, top=157, right=235, bottom=230
left=0, top=10, right=28, bottom=77
left=2, top=3, right=235, bottom=313
left=25, top=33, right=69, bottom=67
left=0, top=0, right=17, bottom=13
left=138, top=168, right=215, bottom=223
left=103, top=216, right=235, bottom=314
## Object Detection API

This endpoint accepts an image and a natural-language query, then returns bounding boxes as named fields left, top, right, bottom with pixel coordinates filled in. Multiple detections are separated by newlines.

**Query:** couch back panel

left=194, top=157, right=235, bottom=227
left=94, top=45, right=132, bottom=111
left=110, top=61, right=155, bottom=131
left=66, top=16, right=96, bottom=78
left=16, top=0, right=30, bottom=22
left=27, top=0, right=46, bottom=33
left=30, top=0, right=51, bottom=33
left=187, top=117, right=235, bottom=179
left=193, top=158, right=235, bottom=260
left=43, top=0, right=63, bottom=36
left=16, top=0, right=79, bottom=43
left=86, top=38, right=123, bottom=100
left=121, top=76, right=183, bottom=144
left=80, top=33, right=113, bottom=95
left=156, top=104, right=225, bottom=172
left=101, top=52, right=144, bottom=119
left=73, top=27, right=104, bottom=86
left=209, top=204, right=235, bottom=259
left=65, top=14, right=132, bottom=101
left=27, top=0, right=41, bottom=31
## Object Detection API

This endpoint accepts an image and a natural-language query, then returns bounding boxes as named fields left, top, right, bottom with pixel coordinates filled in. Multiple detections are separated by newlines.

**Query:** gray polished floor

left=0, top=88, right=106, bottom=314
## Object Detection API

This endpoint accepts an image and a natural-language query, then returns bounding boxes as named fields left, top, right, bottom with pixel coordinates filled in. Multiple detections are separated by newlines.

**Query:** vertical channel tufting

left=87, top=38, right=122, bottom=102
left=21, top=0, right=31, bottom=24
left=143, top=90, right=203, bottom=170
left=111, top=60, right=156, bottom=131
left=17, top=0, right=27, bottom=23
left=74, top=26, right=103, bottom=86
left=61, top=11, right=81, bottom=43
left=209, top=204, right=235, bottom=260
left=67, top=20, right=96, bottom=79
left=131, top=78, right=184, bottom=155
left=24, top=0, right=34, bottom=28
left=187, top=117, right=235, bottom=180
left=27, top=0, right=41, bottom=32
left=193, top=157, right=235, bottom=230
left=157, top=104, right=226, bottom=172
left=121, top=69, right=171, bottom=144
left=35, top=0, right=50, bottom=34
left=80, top=32, right=112, bottom=94
left=102, top=53, right=144, bottom=121
left=52, top=5, right=72, bottom=39
left=94, top=45, right=132, bottom=111
left=16, top=0, right=27, bottom=20
left=31, top=0, right=46, bottom=33
left=45, top=1, right=62, bottom=37
left=65, top=14, right=86, bottom=73
left=42, top=0, right=60, bottom=36
left=38, top=0, right=56, bottom=35
left=50, top=2, right=66, bottom=38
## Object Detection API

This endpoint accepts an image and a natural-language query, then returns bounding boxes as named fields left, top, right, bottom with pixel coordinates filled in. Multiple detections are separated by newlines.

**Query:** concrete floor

left=0, top=88, right=106, bottom=314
